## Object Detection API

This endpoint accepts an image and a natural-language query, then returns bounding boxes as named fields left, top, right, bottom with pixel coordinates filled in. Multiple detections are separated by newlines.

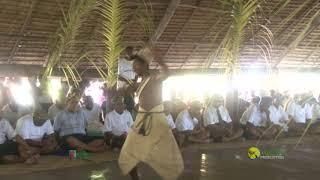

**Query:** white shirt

left=48, top=104, right=64, bottom=121
left=117, top=58, right=135, bottom=89
left=2, top=104, right=32, bottom=128
left=0, top=119, right=16, bottom=144
left=240, top=104, right=257, bottom=125
left=166, top=114, right=176, bottom=130
left=286, top=102, right=306, bottom=123
left=246, top=106, right=268, bottom=127
left=175, top=109, right=198, bottom=131
left=304, top=103, right=313, bottom=120
left=83, top=104, right=106, bottom=133
left=312, top=103, right=320, bottom=122
left=203, top=105, right=232, bottom=126
left=105, top=110, right=133, bottom=136
left=268, top=105, right=289, bottom=125
left=18, top=116, right=54, bottom=141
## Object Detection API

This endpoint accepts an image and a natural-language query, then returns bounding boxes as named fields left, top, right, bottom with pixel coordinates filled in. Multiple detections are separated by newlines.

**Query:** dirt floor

left=1, top=135, right=320, bottom=180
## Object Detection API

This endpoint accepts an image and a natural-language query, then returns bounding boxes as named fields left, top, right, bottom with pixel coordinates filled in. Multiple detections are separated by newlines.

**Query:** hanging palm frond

left=42, top=0, right=97, bottom=83
left=98, top=0, right=126, bottom=88
left=215, top=0, right=259, bottom=78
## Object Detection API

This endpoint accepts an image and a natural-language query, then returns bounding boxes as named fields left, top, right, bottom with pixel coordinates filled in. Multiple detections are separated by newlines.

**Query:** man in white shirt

left=17, top=106, right=57, bottom=154
left=0, top=110, right=37, bottom=164
left=82, top=96, right=105, bottom=137
left=175, top=101, right=211, bottom=146
left=54, top=94, right=106, bottom=153
left=203, top=95, right=243, bottom=142
left=286, top=94, right=307, bottom=135
left=268, top=95, right=289, bottom=132
left=48, top=92, right=65, bottom=123
left=163, top=101, right=176, bottom=130
left=308, top=97, right=320, bottom=134
left=242, top=97, right=277, bottom=139
left=104, top=96, right=133, bottom=149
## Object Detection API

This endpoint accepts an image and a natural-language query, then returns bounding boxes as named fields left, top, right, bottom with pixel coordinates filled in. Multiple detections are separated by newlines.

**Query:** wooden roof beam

left=148, top=0, right=181, bottom=46
left=7, top=0, right=38, bottom=63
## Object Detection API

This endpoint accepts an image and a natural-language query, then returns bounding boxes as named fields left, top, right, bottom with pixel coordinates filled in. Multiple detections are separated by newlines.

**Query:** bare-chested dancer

left=118, top=48, right=184, bottom=180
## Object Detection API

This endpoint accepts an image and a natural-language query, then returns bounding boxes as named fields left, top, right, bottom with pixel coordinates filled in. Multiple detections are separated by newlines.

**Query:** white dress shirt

left=286, top=102, right=306, bottom=123
left=117, top=58, right=135, bottom=89
left=240, top=104, right=257, bottom=125
left=166, top=114, right=176, bottom=130
left=0, top=119, right=16, bottom=144
left=268, top=105, right=289, bottom=125
left=246, top=106, right=268, bottom=127
left=83, top=104, right=106, bottom=133
left=312, top=103, right=320, bottom=122
left=18, top=116, right=54, bottom=141
left=105, top=110, right=133, bottom=136
left=175, top=109, right=198, bottom=131
left=203, top=105, right=232, bottom=126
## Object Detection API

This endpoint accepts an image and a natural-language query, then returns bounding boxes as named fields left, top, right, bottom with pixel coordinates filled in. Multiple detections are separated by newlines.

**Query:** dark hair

left=131, top=55, right=149, bottom=70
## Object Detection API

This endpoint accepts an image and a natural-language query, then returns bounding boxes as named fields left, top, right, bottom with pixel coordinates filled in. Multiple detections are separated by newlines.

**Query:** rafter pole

left=148, top=0, right=181, bottom=46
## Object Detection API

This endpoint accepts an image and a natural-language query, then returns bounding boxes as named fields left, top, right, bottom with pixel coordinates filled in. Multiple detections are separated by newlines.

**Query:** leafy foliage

left=98, top=0, right=127, bottom=88
left=43, top=0, right=97, bottom=84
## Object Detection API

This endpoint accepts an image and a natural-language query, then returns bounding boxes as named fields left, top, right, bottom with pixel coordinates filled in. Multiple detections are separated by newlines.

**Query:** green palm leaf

left=98, top=0, right=126, bottom=88
left=43, top=0, right=97, bottom=83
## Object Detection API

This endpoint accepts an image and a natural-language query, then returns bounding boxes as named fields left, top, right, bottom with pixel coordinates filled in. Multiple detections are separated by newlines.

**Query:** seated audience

left=203, top=95, right=243, bottom=142
left=48, top=92, right=66, bottom=123
left=54, top=94, right=105, bottom=153
left=175, top=101, right=211, bottom=146
left=286, top=94, right=307, bottom=135
left=310, top=95, right=320, bottom=133
left=17, top=106, right=58, bottom=155
left=242, top=97, right=278, bottom=140
left=163, top=101, right=177, bottom=131
left=82, top=96, right=105, bottom=137
left=268, top=95, right=289, bottom=133
left=1, top=110, right=38, bottom=164
left=104, top=96, right=133, bottom=149
left=240, top=96, right=260, bottom=126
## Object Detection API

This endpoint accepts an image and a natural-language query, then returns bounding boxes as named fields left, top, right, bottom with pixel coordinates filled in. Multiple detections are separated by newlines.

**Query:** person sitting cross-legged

left=54, top=94, right=106, bottom=153
left=175, top=101, right=211, bottom=146
left=203, top=95, right=243, bottom=142
left=82, top=96, right=105, bottom=137
left=242, top=97, right=278, bottom=140
left=104, top=96, right=133, bottom=150
left=17, top=105, right=58, bottom=155
left=268, top=95, right=289, bottom=136
left=1, top=111, right=39, bottom=164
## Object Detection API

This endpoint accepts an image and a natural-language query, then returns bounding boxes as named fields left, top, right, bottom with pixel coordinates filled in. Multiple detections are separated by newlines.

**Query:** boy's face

left=114, top=101, right=125, bottom=114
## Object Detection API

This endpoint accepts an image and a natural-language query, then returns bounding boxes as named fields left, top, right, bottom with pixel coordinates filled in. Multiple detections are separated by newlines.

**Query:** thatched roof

left=0, top=0, right=319, bottom=74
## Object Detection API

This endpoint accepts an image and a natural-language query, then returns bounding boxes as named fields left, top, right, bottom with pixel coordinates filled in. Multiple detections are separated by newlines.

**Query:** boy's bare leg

left=66, top=137, right=103, bottom=152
